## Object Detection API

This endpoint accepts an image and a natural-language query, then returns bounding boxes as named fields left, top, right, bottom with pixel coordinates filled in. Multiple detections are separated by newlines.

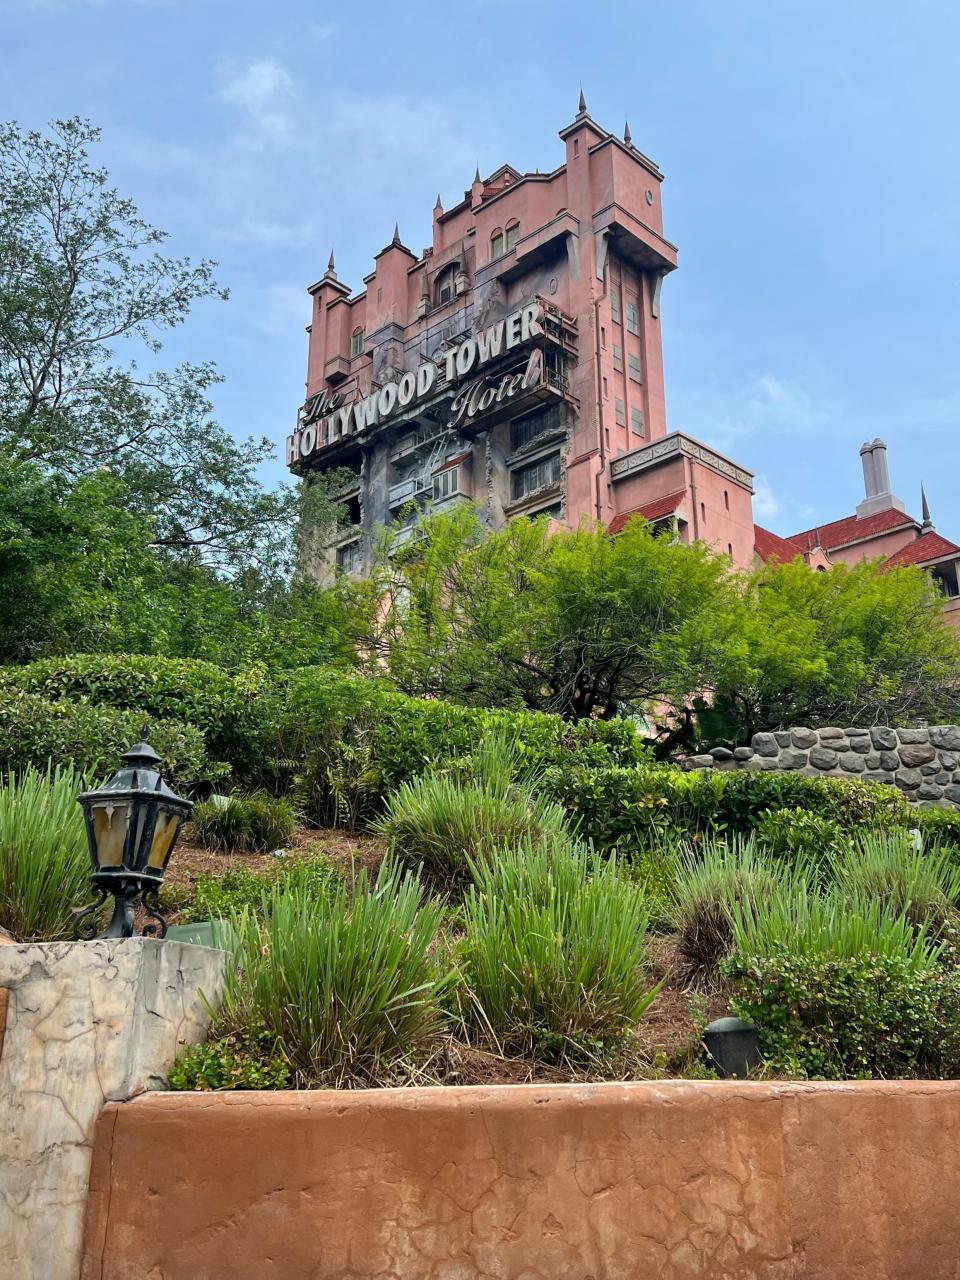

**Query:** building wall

left=824, top=525, right=919, bottom=566
left=84, top=1081, right=960, bottom=1280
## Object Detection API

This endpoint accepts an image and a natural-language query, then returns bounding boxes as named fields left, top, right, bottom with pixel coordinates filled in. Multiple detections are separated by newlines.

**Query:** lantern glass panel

left=92, top=801, right=131, bottom=868
left=147, top=811, right=181, bottom=870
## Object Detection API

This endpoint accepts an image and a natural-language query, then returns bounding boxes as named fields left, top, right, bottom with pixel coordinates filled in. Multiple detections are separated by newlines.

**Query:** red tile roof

left=789, top=506, right=917, bottom=552
left=882, top=530, right=960, bottom=569
left=754, top=525, right=807, bottom=564
left=608, top=489, right=686, bottom=536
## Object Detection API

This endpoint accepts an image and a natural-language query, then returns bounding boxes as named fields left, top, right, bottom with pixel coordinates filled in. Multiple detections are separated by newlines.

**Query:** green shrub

left=669, top=837, right=801, bottom=987
left=374, top=771, right=571, bottom=894
left=220, top=858, right=450, bottom=1085
left=0, top=654, right=274, bottom=784
left=829, top=832, right=960, bottom=937
left=725, top=890, right=954, bottom=1079
left=0, top=766, right=91, bottom=941
left=0, top=688, right=217, bottom=790
left=277, top=667, right=646, bottom=818
left=913, top=806, right=960, bottom=848
left=191, top=792, right=296, bottom=854
left=455, top=834, right=659, bottom=1065
left=755, top=807, right=852, bottom=873
left=544, top=761, right=911, bottom=854
left=169, top=1028, right=291, bottom=1090
left=177, top=854, right=341, bottom=925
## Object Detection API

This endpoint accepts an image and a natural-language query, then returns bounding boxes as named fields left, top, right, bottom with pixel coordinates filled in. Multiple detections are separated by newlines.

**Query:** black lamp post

left=73, top=737, right=193, bottom=940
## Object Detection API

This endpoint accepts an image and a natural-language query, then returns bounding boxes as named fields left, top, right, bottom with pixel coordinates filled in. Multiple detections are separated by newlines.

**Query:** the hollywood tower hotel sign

left=286, top=302, right=556, bottom=466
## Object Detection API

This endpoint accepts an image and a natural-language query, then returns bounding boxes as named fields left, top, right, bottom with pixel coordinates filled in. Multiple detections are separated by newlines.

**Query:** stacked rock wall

left=684, top=725, right=960, bottom=806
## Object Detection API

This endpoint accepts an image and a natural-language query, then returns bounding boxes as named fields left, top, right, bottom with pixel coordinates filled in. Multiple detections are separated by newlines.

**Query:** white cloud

left=752, top=475, right=782, bottom=521
left=217, top=58, right=295, bottom=139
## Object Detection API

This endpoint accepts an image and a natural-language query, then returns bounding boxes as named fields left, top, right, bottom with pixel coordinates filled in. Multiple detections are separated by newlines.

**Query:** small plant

left=829, top=832, right=960, bottom=937
left=219, top=858, right=450, bottom=1086
left=168, top=1027, right=291, bottom=1090
left=374, top=767, right=571, bottom=893
left=0, top=766, right=91, bottom=942
left=190, top=791, right=295, bottom=854
left=177, top=853, right=341, bottom=925
left=455, top=833, right=659, bottom=1066
left=669, top=837, right=796, bottom=988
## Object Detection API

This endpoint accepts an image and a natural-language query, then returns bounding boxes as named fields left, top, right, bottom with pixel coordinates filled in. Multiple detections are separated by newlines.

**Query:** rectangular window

left=350, top=329, right=364, bottom=357
left=610, top=289, right=621, bottom=322
left=505, top=223, right=520, bottom=251
left=433, top=467, right=459, bottom=501
left=511, top=452, right=561, bottom=501
left=628, top=354, right=642, bottom=383
left=600, top=325, right=606, bottom=347
left=615, top=398, right=625, bottom=427
left=336, top=540, right=362, bottom=574
left=511, top=403, right=562, bottom=451
left=630, top=408, right=645, bottom=437
left=625, top=301, right=639, bottom=335
left=602, top=376, right=608, bottom=398
left=612, top=344, right=623, bottom=372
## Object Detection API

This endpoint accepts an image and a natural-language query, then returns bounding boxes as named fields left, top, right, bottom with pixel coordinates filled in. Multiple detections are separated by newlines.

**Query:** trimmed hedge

left=275, top=668, right=647, bottom=821
left=544, top=762, right=912, bottom=853
left=0, top=688, right=216, bottom=790
left=0, top=654, right=272, bottom=782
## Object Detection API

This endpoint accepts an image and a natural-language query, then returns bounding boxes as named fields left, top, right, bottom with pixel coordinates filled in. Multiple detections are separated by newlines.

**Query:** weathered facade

left=287, top=96, right=759, bottom=579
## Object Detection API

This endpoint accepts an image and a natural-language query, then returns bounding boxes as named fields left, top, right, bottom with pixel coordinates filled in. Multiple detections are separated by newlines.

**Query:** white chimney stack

left=856, top=438, right=905, bottom=518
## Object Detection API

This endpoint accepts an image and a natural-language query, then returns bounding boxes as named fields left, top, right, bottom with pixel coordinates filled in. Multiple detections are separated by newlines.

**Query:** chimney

left=856, top=438, right=906, bottom=518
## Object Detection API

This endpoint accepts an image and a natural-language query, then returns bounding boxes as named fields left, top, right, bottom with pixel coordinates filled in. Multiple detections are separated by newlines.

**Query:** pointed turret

left=434, top=192, right=443, bottom=214
left=921, top=484, right=934, bottom=530
left=624, top=118, right=633, bottom=146
left=391, top=222, right=401, bottom=247
left=326, top=249, right=336, bottom=275
left=578, top=86, right=587, bottom=116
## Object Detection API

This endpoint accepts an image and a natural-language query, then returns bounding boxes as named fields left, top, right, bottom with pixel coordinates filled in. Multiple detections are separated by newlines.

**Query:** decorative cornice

left=610, top=432, right=754, bottom=491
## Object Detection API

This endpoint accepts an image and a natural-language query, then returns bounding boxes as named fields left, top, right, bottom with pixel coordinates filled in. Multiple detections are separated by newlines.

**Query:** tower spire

left=578, top=86, right=587, bottom=115
left=391, top=222, right=401, bottom=247
left=921, top=484, right=933, bottom=530
left=623, top=118, right=633, bottom=146
left=325, top=250, right=337, bottom=278
left=434, top=192, right=443, bottom=212
left=473, top=165, right=481, bottom=184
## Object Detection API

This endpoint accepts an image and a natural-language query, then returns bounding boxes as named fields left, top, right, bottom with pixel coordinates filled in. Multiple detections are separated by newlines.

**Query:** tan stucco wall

left=82, top=1079, right=960, bottom=1280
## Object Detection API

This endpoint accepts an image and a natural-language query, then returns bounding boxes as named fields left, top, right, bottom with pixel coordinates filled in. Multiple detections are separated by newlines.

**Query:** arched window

left=350, top=327, right=364, bottom=358
left=490, top=228, right=504, bottom=261
left=436, top=263, right=458, bottom=305
left=505, top=220, right=520, bottom=251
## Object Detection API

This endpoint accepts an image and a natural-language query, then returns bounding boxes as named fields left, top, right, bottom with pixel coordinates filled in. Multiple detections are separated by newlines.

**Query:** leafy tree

left=706, top=558, right=960, bottom=741
left=0, top=116, right=292, bottom=573
left=368, top=505, right=739, bottom=721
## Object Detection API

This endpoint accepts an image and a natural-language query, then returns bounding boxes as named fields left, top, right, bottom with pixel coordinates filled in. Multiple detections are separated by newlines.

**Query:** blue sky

left=3, top=0, right=959, bottom=536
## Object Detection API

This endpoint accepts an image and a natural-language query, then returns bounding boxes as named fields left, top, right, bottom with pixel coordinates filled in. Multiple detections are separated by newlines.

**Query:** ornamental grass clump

left=724, top=888, right=960, bottom=1079
left=374, top=732, right=572, bottom=893
left=220, top=858, right=450, bottom=1086
left=669, top=837, right=799, bottom=988
left=829, top=832, right=960, bottom=938
left=0, top=766, right=90, bottom=942
left=456, top=833, right=659, bottom=1066
left=190, top=791, right=295, bottom=854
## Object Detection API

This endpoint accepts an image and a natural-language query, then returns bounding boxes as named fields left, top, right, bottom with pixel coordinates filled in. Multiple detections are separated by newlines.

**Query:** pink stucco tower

left=287, top=96, right=756, bottom=575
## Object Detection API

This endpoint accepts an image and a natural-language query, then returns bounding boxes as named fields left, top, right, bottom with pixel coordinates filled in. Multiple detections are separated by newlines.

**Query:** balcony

left=324, top=356, right=351, bottom=386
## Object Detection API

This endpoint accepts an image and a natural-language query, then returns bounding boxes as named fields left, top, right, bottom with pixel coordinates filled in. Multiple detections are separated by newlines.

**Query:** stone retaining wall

left=684, top=724, right=960, bottom=806
left=82, top=1081, right=960, bottom=1280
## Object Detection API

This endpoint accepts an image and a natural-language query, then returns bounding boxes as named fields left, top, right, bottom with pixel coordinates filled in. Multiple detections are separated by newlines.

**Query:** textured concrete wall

left=685, top=724, right=960, bottom=806
left=82, top=1080, right=960, bottom=1280
left=0, top=939, right=227, bottom=1280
